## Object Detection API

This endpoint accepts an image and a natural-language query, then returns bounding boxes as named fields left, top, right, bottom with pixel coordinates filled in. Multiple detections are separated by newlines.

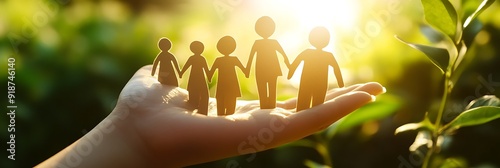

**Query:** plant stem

left=423, top=73, right=452, bottom=168
left=422, top=147, right=433, bottom=168
left=435, top=73, right=450, bottom=129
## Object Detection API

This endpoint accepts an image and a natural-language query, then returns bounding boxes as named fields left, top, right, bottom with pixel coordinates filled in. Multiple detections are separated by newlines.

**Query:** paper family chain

left=151, top=16, right=344, bottom=116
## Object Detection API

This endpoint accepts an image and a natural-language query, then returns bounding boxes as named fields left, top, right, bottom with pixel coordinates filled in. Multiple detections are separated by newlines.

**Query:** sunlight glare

left=250, top=0, right=360, bottom=87
left=277, top=0, right=359, bottom=30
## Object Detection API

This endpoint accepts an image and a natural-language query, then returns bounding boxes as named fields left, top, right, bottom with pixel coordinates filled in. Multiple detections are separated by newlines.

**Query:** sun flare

left=278, top=0, right=359, bottom=30
left=261, top=0, right=359, bottom=87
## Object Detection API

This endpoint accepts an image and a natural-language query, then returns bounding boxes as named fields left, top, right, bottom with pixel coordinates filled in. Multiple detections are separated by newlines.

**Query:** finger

left=351, top=82, right=385, bottom=96
left=278, top=91, right=374, bottom=142
left=277, top=82, right=384, bottom=109
left=324, top=82, right=384, bottom=100
left=277, top=84, right=362, bottom=109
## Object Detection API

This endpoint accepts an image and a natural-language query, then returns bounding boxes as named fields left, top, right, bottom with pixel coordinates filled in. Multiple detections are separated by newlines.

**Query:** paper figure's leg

left=158, top=77, right=168, bottom=85
left=225, top=97, right=237, bottom=115
left=311, top=87, right=327, bottom=108
left=166, top=78, right=179, bottom=87
left=268, top=78, right=277, bottom=109
left=198, top=90, right=209, bottom=115
left=188, top=90, right=200, bottom=107
left=256, top=77, right=269, bottom=109
left=296, top=87, right=312, bottom=111
left=216, top=96, right=225, bottom=116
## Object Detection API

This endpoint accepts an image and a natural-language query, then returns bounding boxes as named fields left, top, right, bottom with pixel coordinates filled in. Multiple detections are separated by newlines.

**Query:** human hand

left=38, top=65, right=384, bottom=168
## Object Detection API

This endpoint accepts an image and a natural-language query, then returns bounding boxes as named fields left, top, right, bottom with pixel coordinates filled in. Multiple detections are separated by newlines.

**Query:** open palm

left=38, top=65, right=384, bottom=168
left=113, top=65, right=384, bottom=167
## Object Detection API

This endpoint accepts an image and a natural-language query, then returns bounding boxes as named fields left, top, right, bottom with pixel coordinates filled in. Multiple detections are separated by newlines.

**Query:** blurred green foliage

left=395, top=0, right=500, bottom=167
left=1, top=0, right=499, bottom=167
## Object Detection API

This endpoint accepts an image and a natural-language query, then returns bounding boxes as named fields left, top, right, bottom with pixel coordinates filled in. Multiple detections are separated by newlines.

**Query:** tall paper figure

left=180, top=41, right=210, bottom=115
left=208, top=36, right=248, bottom=116
left=288, top=27, right=344, bottom=111
left=246, top=16, right=290, bottom=109
left=151, top=37, right=181, bottom=86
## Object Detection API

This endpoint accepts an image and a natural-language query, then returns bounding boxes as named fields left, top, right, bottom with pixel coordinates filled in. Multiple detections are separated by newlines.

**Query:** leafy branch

left=395, top=0, right=499, bottom=167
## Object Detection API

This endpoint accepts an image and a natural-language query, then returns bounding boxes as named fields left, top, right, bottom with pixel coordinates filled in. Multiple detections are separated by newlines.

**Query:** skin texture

left=37, top=65, right=385, bottom=168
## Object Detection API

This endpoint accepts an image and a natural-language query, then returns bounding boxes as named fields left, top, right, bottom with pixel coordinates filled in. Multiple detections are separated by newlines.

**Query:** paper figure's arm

left=207, top=60, right=218, bottom=83
left=202, top=58, right=210, bottom=79
left=245, top=42, right=257, bottom=77
left=330, top=54, right=344, bottom=88
left=151, top=54, right=160, bottom=76
left=235, top=57, right=246, bottom=75
left=275, top=41, right=290, bottom=68
left=287, top=52, right=305, bottom=79
left=179, top=57, right=192, bottom=78
left=171, top=55, right=182, bottom=77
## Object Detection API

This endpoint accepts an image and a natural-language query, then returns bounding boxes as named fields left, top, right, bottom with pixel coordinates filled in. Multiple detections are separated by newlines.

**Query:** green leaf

left=440, top=157, right=468, bottom=168
left=420, top=24, right=445, bottom=44
left=421, top=0, right=459, bottom=42
left=443, top=106, right=500, bottom=133
left=304, top=159, right=331, bottom=168
left=396, top=36, right=450, bottom=73
left=326, top=94, right=401, bottom=138
left=452, top=41, right=467, bottom=71
left=395, top=114, right=436, bottom=134
left=462, top=19, right=483, bottom=48
left=466, top=95, right=500, bottom=109
left=463, top=0, right=495, bottom=28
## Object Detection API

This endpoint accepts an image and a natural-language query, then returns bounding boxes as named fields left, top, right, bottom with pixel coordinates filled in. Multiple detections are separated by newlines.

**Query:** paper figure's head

left=217, top=36, right=236, bottom=56
left=158, top=37, right=172, bottom=51
left=255, top=16, right=275, bottom=39
left=309, top=27, right=330, bottom=49
left=190, top=41, right=204, bottom=55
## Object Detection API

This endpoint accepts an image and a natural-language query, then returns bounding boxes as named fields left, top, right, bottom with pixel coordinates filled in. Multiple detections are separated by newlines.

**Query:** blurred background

left=1, top=0, right=499, bottom=167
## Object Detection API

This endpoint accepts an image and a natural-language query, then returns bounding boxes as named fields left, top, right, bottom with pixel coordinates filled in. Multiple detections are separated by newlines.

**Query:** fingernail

left=370, top=95, right=377, bottom=102
left=382, top=87, right=387, bottom=93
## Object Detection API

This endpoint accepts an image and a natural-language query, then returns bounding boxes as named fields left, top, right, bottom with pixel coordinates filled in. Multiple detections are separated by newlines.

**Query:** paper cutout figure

left=288, top=27, right=344, bottom=111
left=151, top=37, right=181, bottom=86
left=208, top=36, right=247, bottom=116
left=180, top=41, right=210, bottom=115
left=246, top=16, right=290, bottom=109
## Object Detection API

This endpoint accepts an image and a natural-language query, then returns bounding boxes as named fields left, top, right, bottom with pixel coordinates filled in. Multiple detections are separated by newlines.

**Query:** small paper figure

left=246, top=16, right=290, bottom=109
left=208, top=36, right=247, bottom=116
left=180, top=41, right=210, bottom=115
left=288, top=27, right=344, bottom=111
left=151, top=37, right=181, bottom=86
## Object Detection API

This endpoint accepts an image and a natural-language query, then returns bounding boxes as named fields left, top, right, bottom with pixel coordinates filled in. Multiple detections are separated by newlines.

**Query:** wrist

left=37, top=110, right=146, bottom=168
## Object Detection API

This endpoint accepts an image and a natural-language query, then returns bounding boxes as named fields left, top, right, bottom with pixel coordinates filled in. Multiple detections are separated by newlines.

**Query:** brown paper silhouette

left=288, top=27, right=344, bottom=111
left=151, top=37, right=181, bottom=86
left=246, top=16, right=290, bottom=109
left=208, top=36, right=247, bottom=116
left=180, top=41, right=210, bottom=115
